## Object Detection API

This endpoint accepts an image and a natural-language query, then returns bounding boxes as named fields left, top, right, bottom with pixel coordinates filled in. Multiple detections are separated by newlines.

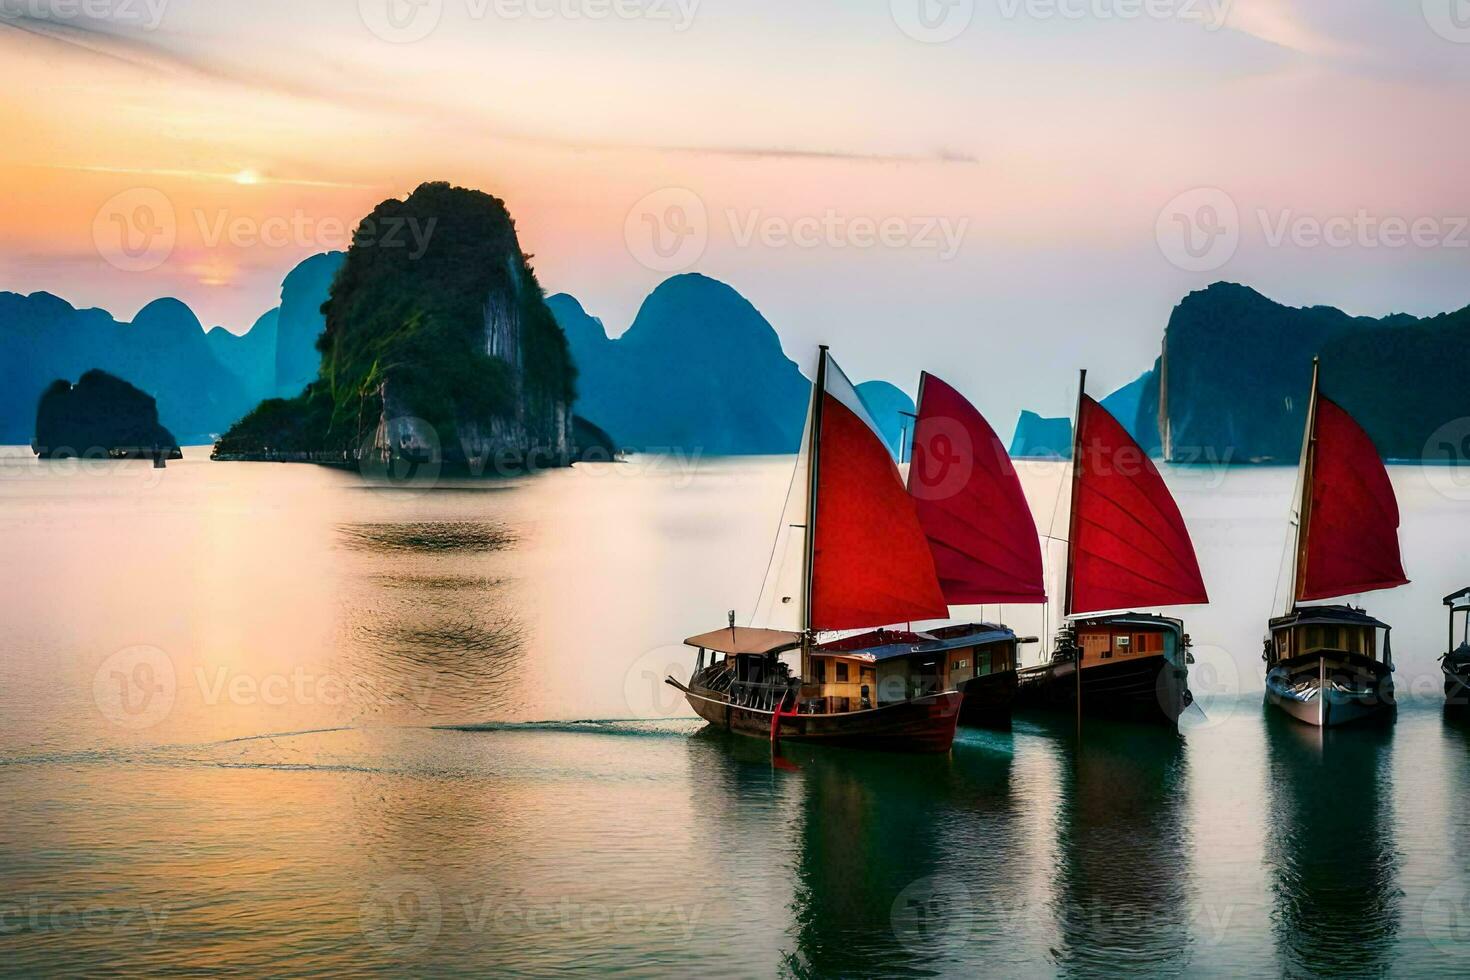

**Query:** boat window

left=977, top=650, right=992, bottom=676
left=814, top=659, right=827, bottom=683
left=835, top=662, right=849, bottom=682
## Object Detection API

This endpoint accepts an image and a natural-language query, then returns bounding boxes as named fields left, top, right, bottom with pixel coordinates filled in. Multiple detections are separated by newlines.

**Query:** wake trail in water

left=432, top=718, right=697, bottom=738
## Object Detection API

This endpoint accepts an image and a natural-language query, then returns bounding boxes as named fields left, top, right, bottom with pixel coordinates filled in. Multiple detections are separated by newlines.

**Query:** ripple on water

left=336, top=521, right=514, bottom=553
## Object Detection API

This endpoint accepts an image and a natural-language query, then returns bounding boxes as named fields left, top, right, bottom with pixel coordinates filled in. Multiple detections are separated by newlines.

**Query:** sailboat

left=1264, top=358, right=1407, bottom=728
left=666, top=347, right=964, bottom=753
left=904, top=371, right=1047, bottom=726
left=1443, top=588, right=1470, bottom=710
left=1014, top=371, right=1209, bottom=725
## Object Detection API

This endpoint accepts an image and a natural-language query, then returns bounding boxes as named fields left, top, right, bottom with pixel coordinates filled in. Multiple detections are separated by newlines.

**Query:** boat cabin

left=682, top=626, right=804, bottom=712
left=1265, top=606, right=1389, bottom=668
left=1446, top=588, right=1470, bottom=658
left=1054, top=613, right=1188, bottom=669
left=806, top=624, right=1019, bottom=713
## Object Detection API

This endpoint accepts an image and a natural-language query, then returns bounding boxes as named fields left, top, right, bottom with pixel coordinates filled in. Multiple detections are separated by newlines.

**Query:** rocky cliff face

left=1156, top=283, right=1469, bottom=462
left=218, top=182, right=577, bottom=469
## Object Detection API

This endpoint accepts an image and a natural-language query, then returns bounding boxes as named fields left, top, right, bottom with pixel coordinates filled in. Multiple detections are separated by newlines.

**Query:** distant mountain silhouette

left=1009, top=410, right=1072, bottom=459
left=274, top=251, right=344, bottom=396
left=0, top=291, right=251, bottom=444
left=1149, top=283, right=1470, bottom=462
left=2, top=252, right=345, bottom=445
left=32, top=369, right=179, bottom=458
left=549, top=274, right=913, bottom=457
left=856, top=380, right=915, bottom=459
left=207, top=310, right=278, bottom=398
left=1008, top=283, right=1470, bottom=463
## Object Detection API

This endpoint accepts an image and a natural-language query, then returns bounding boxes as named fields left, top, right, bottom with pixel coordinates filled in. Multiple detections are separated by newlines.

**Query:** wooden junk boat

left=905, top=372, right=1047, bottom=726
left=1445, top=588, right=1470, bottom=710
left=1263, top=359, right=1408, bottom=728
left=1014, top=371, right=1210, bottom=726
left=668, top=347, right=963, bottom=753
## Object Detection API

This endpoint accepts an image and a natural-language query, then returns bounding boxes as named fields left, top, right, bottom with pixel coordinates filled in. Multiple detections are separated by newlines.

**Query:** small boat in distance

left=1014, top=371, right=1209, bottom=726
left=905, top=371, right=1047, bottom=727
left=1264, top=358, right=1408, bottom=728
left=668, top=347, right=962, bottom=753
left=1442, top=588, right=1470, bottom=710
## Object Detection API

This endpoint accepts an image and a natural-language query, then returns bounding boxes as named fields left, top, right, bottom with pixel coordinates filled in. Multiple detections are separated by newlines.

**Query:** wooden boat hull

left=956, top=669, right=1017, bottom=728
left=1014, top=653, right=1188, bottom=726
left=668, top=678, right=961, bottom=753
left=1265, top=652, right=1395, bottom=728
left=1444, top=651, right=1470, bottom=709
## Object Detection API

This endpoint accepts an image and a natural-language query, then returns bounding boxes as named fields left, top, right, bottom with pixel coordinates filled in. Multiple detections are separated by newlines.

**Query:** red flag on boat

left=1069, top=395, right=1208, bottom=615
left=1296, top=394, right=1408, bottom=602
left=811, top=356, right=947, bottom=631
left=908, top=372, right=1046, bottom=606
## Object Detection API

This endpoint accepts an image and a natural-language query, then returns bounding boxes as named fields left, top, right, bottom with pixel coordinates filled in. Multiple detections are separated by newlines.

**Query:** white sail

left=751, top=394, right=813, bottom=632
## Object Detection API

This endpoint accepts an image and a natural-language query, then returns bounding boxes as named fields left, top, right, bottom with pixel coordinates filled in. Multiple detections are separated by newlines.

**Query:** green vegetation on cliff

left=215, top=182, right=575, bottom=460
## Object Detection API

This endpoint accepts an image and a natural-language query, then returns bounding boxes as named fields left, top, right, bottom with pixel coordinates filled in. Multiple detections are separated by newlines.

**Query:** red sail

left=908, top=373, right=1046, bottom=605
left=1297, top=395, right=1408, bottom=601
left=1070, top=395, right=1208, bottom=615
left=812, top=392, right=948, bottom=631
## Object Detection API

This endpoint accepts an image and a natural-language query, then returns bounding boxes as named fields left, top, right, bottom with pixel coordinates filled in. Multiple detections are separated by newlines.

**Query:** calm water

left=3, top=448, right=1470, bottom=977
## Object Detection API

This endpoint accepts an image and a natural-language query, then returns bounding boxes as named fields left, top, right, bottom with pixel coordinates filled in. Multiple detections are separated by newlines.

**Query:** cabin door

left=911, top=657, right=943, bottom=697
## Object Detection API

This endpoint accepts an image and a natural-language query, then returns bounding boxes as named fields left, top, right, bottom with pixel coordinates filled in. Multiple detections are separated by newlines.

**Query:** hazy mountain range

left=5, top=255, right=1466, bottom=462
left=1, top=253, right=342, bottom=444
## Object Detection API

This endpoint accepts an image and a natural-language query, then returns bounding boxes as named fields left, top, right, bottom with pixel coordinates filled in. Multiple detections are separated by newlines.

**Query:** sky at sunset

left=3, top=0, right=1469, bottom=421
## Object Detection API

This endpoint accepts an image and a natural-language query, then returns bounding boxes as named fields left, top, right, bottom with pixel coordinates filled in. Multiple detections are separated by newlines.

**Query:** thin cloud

left=1, top=13, right=979, bottom=169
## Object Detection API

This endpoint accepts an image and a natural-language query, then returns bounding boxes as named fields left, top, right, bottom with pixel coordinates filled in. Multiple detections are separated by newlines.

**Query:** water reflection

left=770, top=738, right=1022, bottom=977
left=1264, top=709, right=1399, bottom=976
left=1046, top=719, right=1194, bottom=976
left=334, top=520, right=524, bottom=722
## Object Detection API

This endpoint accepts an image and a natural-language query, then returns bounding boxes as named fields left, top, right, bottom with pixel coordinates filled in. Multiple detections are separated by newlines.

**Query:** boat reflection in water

left=1263, top=707, right=1400, bottom=976
left=688, top=730, right=1029, bottom=976
left=1044, top=716, right=1194, bottom=976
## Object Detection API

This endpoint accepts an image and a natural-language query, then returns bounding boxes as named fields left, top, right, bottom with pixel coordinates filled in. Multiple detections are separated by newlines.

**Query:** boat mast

left=1066, top=370, right=1087, bottom=730
left=1064, top=369, right=1087, bottom=621
left=1288, top=358, right=1321, bottom=611
left=801, top=347, right=829, bottom=663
